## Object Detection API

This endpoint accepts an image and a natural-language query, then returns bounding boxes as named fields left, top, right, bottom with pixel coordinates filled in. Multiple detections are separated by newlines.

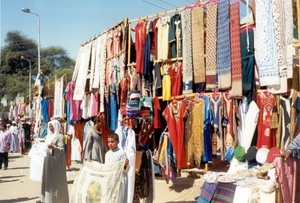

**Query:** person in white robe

left=105, top=132, right=129, bottom=203
left=38, top=120, right=69, bottom=203
left=116, top=125, right=136, bottom=203
left=83, top=117, right=107, bottom=163
left=9, top=121, right=19, bottom=152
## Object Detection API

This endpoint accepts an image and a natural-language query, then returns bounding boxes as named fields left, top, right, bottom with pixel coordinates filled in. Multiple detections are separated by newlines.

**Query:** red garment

left=151, top=18, right=159, bottom=60
left=162, top=101, right=187, bottom=169
left=120, top=77, right=129, bottom=106
left=152, top=97, right=161, bottom=129
left=168, top=62, right=183, bottom=96
left=48, top=99, right=54, bottom=119
left=135, top=21, right=146, bottom=73
left=256, top=92, right=275, bottom=149
left=73, top=121, right=86, bottom=154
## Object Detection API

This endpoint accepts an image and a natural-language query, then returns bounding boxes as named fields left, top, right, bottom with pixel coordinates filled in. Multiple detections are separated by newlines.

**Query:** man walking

left=0, top=123, right=11, bottom=169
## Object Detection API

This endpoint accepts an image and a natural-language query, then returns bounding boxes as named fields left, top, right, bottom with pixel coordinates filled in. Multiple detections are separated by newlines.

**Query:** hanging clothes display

left=156, top=16, right=170, bottom=61
left=169, top=13, right=182, bottom=58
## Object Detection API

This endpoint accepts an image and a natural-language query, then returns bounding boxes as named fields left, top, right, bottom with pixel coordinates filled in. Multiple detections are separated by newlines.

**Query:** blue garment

left=143, top=21, right=152, bottom=75
left=39, top=123, right=48, bottom=139
left=109, top=84, right=118, bottom=131
left=202, top=95, right=213, bottom=162
left=41, top=99, right=50, bottom=122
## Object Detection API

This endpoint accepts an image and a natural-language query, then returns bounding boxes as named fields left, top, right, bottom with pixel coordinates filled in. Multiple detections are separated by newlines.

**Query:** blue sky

left=1, top=0, right=195, bottom=60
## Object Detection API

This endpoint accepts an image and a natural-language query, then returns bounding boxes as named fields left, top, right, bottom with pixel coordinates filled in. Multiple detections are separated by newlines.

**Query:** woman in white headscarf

left=38, top=120, right=69, bottom=203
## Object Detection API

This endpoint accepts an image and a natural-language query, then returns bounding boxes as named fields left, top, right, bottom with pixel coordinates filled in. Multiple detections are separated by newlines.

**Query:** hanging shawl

left=205, top=3, right=218, bottom=90
left=217, top=0, right=231, bottom=89
left=181, top=9, right=193, bottom=94
left=255, top=0, right=279, bottom=86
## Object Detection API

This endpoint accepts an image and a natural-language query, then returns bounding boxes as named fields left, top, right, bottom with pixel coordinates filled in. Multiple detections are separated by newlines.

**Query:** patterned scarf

left=255, top=0, right=279, bottom=86
left=191, top=7, right=205, bottom=85
left=217, top=0, right=231, bottom=89
left=229, top=2, right=242, bottom=97
left=181, top=9, right=193, bottom=94
left=205, top=3, right=218, bottom=90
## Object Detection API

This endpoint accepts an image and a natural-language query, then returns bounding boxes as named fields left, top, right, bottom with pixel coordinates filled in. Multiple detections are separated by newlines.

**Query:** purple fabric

left=198, top=181, right=218, bottom=203
left=211, top=182, right=236, bottom=203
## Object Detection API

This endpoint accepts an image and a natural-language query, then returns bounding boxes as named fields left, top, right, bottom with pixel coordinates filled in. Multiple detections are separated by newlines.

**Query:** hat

left=224, top=146, right=235, bottom=163
left=256, top=147, right=270, bottom=164
left=6, top=123, right=11, bottom=127
left=234, top=146, right=246, bottom=162
left=267, top=147, right=281, bottom=163
left=245, top=146, right=258, bottom=162
left=12, top=121, right=16, bottom=124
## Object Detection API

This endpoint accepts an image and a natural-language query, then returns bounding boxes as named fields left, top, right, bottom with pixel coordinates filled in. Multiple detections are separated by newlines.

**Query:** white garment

left=237, top=100, right=260, bottom=151
left=68, top=125, right=82, bottom=161
left=80, top=94, right=91, bottom=119
left=115, top=126, right=136, bottom=203
left=28, top=142, right=47, bottom=181
left=89, top=40, right=97, bottom=91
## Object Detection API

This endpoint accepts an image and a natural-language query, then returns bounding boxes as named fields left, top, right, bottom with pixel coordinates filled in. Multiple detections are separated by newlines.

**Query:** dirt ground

left=0, top=154, right=203, bottom=203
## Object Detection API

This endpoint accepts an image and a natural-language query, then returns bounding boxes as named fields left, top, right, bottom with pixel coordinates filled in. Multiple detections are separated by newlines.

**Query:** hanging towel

left=229, top=2, right=242, bottom=97
left=181, top=9, right=193, bottom=94
left=217, top=0, right=231, bottom=89
left=205, top=3, right=218, bottom=90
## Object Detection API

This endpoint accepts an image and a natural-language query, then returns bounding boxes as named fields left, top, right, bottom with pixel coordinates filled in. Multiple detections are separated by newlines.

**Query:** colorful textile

left=229, top=2, right=242, bottom=97
left=205, top=3, right=218, bottom=90
left=191, top=6, right=205, bottom=85
left=70, top=160, right=125, bottom=203
left=197, top=181, right=218, bottom=203
left=255, top=0, right=279, bottom=86
left=181, top=9, right=193, bottom=94
left=211, top=182, right=237, bottom=203
left=217, top=0, right=231, bottom=89
left=135, top=20, right=146, bottom=74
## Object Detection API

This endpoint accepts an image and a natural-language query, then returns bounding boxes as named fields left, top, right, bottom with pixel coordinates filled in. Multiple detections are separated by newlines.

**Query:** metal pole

left=28, top=60, right=32, bottom=119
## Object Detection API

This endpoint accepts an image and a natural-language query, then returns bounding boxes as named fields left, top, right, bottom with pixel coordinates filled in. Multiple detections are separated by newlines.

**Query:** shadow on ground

left=0, top=197, right=38, bottom=203
left=7, top=167, right=29, bottom=170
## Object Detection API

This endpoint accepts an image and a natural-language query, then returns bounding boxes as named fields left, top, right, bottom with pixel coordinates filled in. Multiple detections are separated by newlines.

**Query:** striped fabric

left=197, top=181, right=218, bottom=203
left=211, top=182, right=237, bottom=203
left=205, top=3, right=218, bottom=90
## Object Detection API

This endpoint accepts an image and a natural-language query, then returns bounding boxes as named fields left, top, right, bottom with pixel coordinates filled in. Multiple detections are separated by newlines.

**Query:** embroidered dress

left=168, top=62, right=183, bottom=96
left=255, top=0, right=279, bottom=86
left=223, top=94, right=235, bottom=149
left=210, top=93, right=223, bottom=158
left=217, top=0, right=231, bottom=89
left=181, top=9, right=193, bottom=94
left=280, top=96, right=291, bottom=151
left=205, top=3, right=218, bottom=90
left=135, top=20, right=146, bottom=74
left=162, top=101, right=187, bottom=169
left=169, top=13, right=182, bottom=58
left=161, top=64, right=172, bottom=101
left=256, top=92, right=275, bottom=149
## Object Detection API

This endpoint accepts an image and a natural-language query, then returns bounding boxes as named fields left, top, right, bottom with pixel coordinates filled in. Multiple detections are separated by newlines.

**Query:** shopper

left=0, top=123, right=11, bottom=170
left=105, top=132, right=129, bottom=203
left=83, top=117, right=107, bottom=163
left=38, top=120, right=69, bottom=203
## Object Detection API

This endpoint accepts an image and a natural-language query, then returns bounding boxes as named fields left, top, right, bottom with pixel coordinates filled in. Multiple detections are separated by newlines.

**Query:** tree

left=0, top=31, right=75, bottom=103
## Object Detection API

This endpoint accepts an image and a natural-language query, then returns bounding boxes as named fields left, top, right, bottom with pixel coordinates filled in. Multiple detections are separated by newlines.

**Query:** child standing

left=105, top=133, right=129, bottom=203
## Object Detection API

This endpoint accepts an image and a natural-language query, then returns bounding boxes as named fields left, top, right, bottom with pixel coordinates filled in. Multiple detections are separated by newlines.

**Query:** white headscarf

left=45, top=120, right=61, bottom=145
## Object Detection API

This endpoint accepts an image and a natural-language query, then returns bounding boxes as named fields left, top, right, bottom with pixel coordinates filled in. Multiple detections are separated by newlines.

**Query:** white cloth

left=89, top=40, right=97, bottom=91
left=28, top=142, right=47, bottom=181
left=74, top=42, right=92, bottom=100
left=238, top=99, right=260, bottom=151
left=115, top=126, right=136, bottom=203
left=68, top=125, right=82, bottom=161
left=53, top=78, right=64, bottom=118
